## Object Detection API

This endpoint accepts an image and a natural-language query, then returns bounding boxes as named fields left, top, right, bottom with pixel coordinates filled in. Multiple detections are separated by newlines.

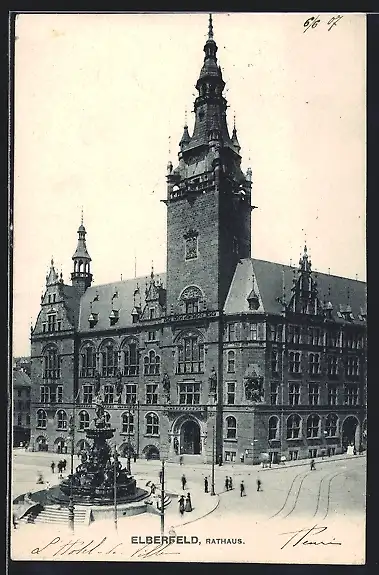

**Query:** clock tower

left=165, top=15, right=253, bottom=316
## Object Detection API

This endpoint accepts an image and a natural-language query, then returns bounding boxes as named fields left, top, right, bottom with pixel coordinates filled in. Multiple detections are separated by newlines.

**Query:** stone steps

left=20, top=505, right=88, bottom=525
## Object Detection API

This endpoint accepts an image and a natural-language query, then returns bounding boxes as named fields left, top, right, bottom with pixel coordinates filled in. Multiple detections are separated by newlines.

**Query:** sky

left=12, top=12, right=366, bottom=357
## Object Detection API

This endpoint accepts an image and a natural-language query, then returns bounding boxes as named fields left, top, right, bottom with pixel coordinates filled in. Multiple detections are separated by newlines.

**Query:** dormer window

left=131, top=307, right=140, bottom=324
left=88, top=312, right=98, bottom=328
left=247, top=289, right=259, bottom=311
left=109, top=309, right=119, bottom=326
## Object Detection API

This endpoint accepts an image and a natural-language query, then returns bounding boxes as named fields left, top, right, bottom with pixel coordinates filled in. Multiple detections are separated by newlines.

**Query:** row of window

left=38, top=381, right=360, bottom=407
left=41, top=336, right=363, bottom=381
left=36, top=409, right=159, bottom=435
left=269, top=383, right=359, bottom=406
left=227, top=350, right=361, bottom=376
left=224, top=413, right=341, bottom=441
left=36, top=410, right=342, bottom=442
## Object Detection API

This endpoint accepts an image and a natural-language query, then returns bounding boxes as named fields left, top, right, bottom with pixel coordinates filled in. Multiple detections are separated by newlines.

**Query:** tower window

left=185, top=236, right=198, bottom=260
left=47, top=314, right=56, bottom=332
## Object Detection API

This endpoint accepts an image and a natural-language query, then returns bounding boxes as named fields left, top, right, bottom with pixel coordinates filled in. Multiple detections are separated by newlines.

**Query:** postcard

left=10, top=12, right=366, bottom=564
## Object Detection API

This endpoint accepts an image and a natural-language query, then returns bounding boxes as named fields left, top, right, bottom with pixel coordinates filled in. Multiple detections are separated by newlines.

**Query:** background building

left=13, top=358, right=31, bottom=447
left=29, top=16, right=367, bottom=463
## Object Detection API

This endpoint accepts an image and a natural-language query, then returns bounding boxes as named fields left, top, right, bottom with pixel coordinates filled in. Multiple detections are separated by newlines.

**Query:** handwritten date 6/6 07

left=304, top=15, right=343, bottom=33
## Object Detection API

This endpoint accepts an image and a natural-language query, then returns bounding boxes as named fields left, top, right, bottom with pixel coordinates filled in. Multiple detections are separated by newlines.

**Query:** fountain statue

left=59, top=394, right=137, bottom=504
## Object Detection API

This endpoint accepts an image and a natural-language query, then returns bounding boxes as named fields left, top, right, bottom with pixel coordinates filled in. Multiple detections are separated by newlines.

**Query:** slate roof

left=224, top=258, right=366, bottom=325
left=76, top=258, right=366, bottom=333
left=62, top=285, right=81, bottom=328
left=13, top=369, right=31, bottom=388
left=78, top=273, right=165, bottom=333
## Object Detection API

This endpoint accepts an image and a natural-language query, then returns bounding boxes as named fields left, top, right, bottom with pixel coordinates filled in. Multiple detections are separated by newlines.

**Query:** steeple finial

left=81, top=206, right=84, bottom=226
left=208, top=13, right=214, bottom=40
left=184, top=108, right=188, bottom=128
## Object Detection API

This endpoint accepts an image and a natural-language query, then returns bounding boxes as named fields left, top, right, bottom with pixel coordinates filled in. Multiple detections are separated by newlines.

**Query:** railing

left=43, top=369, right=61, bottom=379
left=176, top=362, right=204, bottom=375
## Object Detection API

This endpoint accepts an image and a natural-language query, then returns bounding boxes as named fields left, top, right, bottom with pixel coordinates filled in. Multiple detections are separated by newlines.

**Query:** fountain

left=59, top=396, right=139, bottom=504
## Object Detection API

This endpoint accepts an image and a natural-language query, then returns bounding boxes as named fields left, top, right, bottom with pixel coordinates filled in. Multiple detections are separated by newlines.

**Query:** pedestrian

left=225, top=477, right=229, bottom=491
left=310, top=459, right=316, bottom=471
left=204, top=476, right=209, bottom=493
left=159, top=470, right=163, bottom=484
left=179, top=455, right=183, bottom=466
left=133, top=454, right=137, bottom=463
left=63, top=459, right=67, bottom=471
left=151, top=483, right=156, bottom=495
left=51, top=462, right=55, bottom=474
left=240, top=480, right=245, bottom=497
left=181, top=474, right=187, bottom=490
left=185, top=492, right=193, bottom=512
left=178, top=495, right=185, bottom=516
left=229, top=477, right=233, bottom=490
left=257, top=477, right=262, bottom=492
left=218, top=455, right=222, bottom=466
left=37, top=472, right=44, bottom=484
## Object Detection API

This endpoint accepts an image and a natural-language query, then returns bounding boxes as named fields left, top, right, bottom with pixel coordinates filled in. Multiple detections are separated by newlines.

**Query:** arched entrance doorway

left=36, top=436, right=48, bottom=452
left=55, top=438, right=68, bottom=454
left=180, top=420, right=201, bottom=455
left=143, top=445, right=160, bottom=460
left=342, top=416, right=360, bottom=451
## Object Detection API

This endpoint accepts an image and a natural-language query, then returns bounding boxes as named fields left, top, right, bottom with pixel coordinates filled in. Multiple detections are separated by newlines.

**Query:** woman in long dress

left=185, top=492, right=192, bottom=512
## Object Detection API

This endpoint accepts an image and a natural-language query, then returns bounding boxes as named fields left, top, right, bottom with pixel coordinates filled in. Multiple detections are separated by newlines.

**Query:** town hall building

left=29, top=15, right=367, bottom=464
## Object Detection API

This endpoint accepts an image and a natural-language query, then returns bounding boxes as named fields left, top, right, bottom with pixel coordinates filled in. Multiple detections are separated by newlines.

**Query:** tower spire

left=71, top=214, right=92, bottom=296
left=208, top=13, right=214, bottom=40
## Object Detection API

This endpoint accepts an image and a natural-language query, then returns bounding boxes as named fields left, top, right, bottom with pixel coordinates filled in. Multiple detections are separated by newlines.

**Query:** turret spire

left=71, top=214, right=93, bottom=296
left=208, top=13, right=214, bottom=40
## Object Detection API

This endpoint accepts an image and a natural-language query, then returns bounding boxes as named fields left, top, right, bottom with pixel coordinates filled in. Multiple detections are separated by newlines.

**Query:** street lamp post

left=160, top=459, right=165, bottom=534
left=113, top=446, right=118, bottom=531
left=68, top=415, right=75, bottom=533
left=127, top=402, right=135, bottom=473
left=211, top=425, right=216, bottom=496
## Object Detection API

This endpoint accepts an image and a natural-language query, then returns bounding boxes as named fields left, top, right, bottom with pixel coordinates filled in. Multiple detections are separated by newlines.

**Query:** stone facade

left=29, top=15, right=367, bottom=464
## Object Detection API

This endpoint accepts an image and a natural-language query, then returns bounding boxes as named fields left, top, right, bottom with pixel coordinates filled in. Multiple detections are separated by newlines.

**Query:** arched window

left=268, top=416, right=279, bottom=440
left=144, top=350, right=160, bottom=376
left=37, top=409, right=47, bottom=429
left=122, top=412, right=134, bottom=434
left=101, top=341, right=118, bottom=377
left=287, top=414, right=301, bottom=439
left=227, top=350, right=235, bottom=373
left=79, top=410, right=90, bottom=430
left=226, top=416, right=237, bottom=439
left=177, top=331, right=204, bottom=374
left=56, top=409, right=67, bottom=430
left=289, top=352, right=301, bottom=373
left=43, top=346, right=60, bottom=379
left=179, top=285, right=203, bottom=313
left=307, top=414, right=321, bottom=438
left=146, top=413, right=159, bottom=436
left=123, top=340, right=139, bottom=376
left=325, top=414, right=338, bottom=437
left=80, top=343, right=96, bottom=377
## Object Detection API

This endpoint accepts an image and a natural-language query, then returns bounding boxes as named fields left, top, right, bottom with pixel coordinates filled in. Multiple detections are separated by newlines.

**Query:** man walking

left=204, top=476, right=209, bottom=493
left=240, top=480, right=245, bottom=497
left=225, top=477, right=229, bottom=491
left=51, top=462, right=55, bottom=474
left=181, top=474, right=187, bottom=490
left=229, top=477, right=233, bottom=490
left=257, top=477, right=262, bottom=492
left=310, top=459, right=316, bottom=471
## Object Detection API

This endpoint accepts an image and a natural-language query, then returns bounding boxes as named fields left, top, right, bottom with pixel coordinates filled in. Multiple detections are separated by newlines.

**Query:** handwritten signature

left=30, top=536, right=180, bottom=559
left=304, top=15, right=343, bottom=33
left=279, top=525, right=342, bottom=550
